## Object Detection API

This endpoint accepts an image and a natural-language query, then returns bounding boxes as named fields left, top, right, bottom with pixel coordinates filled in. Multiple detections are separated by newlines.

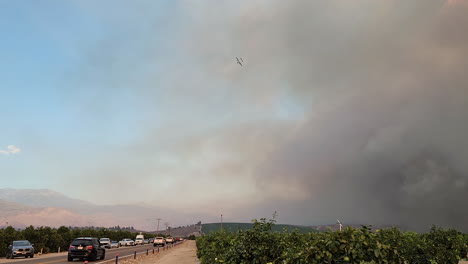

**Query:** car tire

left=30, top=254, right=34, bottom=258
left=6, top=253, right=10, bottom=259
left=100, top=252, right=105, bottom=260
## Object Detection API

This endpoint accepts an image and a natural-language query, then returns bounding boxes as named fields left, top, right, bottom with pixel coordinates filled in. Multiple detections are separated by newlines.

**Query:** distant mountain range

left=0, top=188, right=392, bottom=232
left=0, top=188, right=202, bottom=230
left=0, top=188, right=92, bottom=209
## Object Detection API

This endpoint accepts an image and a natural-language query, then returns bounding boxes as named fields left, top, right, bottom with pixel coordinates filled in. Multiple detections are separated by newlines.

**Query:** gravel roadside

left=119, top=240, right=199, bottom=264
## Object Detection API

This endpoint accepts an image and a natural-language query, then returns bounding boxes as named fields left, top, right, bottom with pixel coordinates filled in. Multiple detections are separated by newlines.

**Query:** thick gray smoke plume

left=181, top=0, right=468, bottom=231
left=67, top=0, right=468, bottom=231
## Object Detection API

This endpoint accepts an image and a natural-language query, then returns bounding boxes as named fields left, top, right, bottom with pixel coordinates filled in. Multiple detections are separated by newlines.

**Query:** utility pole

left=221, top=214, right=223, bottom=230
left=156, top=218, right=161, bottom=233
left=164, top=222, right=169, bottom=235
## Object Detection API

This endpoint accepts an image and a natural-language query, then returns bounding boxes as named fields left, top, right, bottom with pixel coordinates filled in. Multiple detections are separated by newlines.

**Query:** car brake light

left=69, top=245, right=75, bottom=250
left=86, top=246, right=93, bottom=250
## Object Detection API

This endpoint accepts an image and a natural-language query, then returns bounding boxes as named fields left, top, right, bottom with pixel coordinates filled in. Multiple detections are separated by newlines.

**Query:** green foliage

left=197, top=219, right=468, bottom=264
left=202, top=222, right=316, bottom=234
left=0, top=226, right=152, bottom=257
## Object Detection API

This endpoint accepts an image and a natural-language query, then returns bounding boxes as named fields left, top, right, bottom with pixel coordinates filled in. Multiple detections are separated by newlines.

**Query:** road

left=0, top=243, right=179, bottom=264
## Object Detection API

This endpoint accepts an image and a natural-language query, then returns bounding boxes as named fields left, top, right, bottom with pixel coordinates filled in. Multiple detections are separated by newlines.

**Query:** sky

left=1, top=0, right=468, bottom=231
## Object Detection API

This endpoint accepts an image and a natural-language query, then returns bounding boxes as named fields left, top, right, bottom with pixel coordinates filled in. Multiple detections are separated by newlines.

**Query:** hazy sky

left=1, top=0, right=468, bottom=230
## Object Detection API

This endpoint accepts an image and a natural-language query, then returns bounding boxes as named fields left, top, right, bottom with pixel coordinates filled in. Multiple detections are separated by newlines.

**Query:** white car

left=153, top=237, right=165, bottom=247
left=119, top=239, right=135, bottom=246
left=135, top=234, right=144, bottom=245
left=99, top=238, right=111, bottom=249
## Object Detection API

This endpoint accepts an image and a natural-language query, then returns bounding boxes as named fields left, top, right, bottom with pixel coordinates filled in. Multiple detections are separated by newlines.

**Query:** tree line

left=0, top=226, right=161, bottom=257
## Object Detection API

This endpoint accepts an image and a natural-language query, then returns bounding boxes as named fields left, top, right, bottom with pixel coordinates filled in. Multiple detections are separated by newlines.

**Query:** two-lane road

left=0, top=244, right=176, bottom=264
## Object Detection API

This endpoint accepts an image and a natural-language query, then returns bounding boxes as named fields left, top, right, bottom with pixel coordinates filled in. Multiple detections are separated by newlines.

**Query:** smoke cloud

left=173, top=0, right=468, bottom=231
left=60, top=0, right=468, bottom=231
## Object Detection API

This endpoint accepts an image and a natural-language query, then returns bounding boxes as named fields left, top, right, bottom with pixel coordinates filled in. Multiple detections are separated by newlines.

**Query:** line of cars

left=97, top=234, right=146, bottom=249
left=5, top=235, right=184, bottom=262
left=69, top=236, right=183, bottom=262
left=68, top=236, right=150, bottom=262
left=152, top=236, right=183, bottom=247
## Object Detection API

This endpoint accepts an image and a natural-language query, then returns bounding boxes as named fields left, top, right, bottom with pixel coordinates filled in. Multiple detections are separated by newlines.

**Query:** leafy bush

left=197, top=219, right=467, bottom=264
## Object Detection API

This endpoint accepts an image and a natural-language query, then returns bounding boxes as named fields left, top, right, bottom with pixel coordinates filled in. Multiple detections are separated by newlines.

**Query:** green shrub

left=196, top=219, right=467, bottom=264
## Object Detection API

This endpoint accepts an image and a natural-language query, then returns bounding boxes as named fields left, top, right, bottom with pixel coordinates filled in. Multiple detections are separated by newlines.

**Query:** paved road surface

left=0, top=243, right=179, bottom=264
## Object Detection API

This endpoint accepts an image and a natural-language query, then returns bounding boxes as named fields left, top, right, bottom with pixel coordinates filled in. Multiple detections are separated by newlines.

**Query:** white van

left=135, top=233, right=144, bottom=245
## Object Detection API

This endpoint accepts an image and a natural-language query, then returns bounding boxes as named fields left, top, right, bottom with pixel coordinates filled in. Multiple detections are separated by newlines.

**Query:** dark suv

left=6, top=240, right=35, bottom=259
left=68, top=237, right=105, bottom=262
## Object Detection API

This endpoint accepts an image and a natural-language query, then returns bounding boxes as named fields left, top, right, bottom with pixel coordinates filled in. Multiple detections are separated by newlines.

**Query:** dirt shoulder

left=120, top=240, right=199, bottom=264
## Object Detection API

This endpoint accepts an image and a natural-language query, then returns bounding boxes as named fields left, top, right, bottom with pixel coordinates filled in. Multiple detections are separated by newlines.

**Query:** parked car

left=110, top=241, right=119, bottom=248
left=68, top=237, right=105, bottom=262
left=143, top=239, right=149, bottom=244
left=6, top=240, right=35, bottom=259
left=119, top=238, right=135, bottom=246
left=148, top=238, right=154, bottom=244
left=99, top=238, right=111, bottom=249
left=165, top=237, right=174, bottom=244
left=153, top=237, right=165, bottom=247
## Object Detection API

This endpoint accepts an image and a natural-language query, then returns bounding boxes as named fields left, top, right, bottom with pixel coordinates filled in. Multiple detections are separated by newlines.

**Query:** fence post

left=115, top=254, right=119, bottom=264
left=146, top=249, right=148, bottom=255
left=153, top=248, right=154, bottom=254
left=134, top=251, right=136, bottom=259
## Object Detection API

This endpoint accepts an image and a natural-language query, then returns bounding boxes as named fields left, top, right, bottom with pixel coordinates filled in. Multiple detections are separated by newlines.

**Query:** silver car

left=6, top=240, right=35, bottom=259
left=119, top=238, right=134, bottom=246
left=99, top=238, right=111, bottom=249
left=110, top=241, right=119, bottom=248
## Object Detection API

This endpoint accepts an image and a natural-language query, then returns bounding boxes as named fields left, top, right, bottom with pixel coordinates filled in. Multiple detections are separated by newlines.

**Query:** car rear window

left=71, top=239, right=93, bottom=246
left=100, top=238, right=110, bottom=241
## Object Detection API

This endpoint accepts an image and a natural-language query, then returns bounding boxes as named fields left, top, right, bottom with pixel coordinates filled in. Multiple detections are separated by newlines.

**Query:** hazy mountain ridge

left=0, top=188, right=93, bottom=210
left=0, top=199, right=34, bottom=216
left=0, top=188, right=204, bottom=230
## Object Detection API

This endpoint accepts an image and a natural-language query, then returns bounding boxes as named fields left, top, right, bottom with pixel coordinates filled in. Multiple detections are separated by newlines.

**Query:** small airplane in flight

left=236, top=57, right=244, bottom=66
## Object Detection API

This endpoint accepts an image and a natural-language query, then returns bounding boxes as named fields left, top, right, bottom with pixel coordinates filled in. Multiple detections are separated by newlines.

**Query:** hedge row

left=196, top=218, right=468, bottom=264
left=0, top=226, right=156, bottom=257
